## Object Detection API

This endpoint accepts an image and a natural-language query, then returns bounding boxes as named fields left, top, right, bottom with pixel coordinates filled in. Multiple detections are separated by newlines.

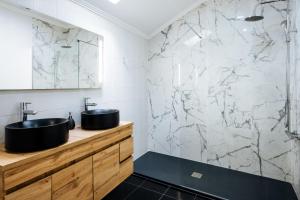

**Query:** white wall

left=0, top=6, right=32, bottom=89
left=0, top=0, right=148, bottom=159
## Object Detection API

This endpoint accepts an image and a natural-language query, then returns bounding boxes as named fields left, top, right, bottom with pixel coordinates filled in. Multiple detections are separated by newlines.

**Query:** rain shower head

left=244, top=16, right=264, bottom=22
left=260, top=0, right=286, bottom=4
left=243, top=0, right=286, bottom=22
left=61, top=45, right=72, bottom=48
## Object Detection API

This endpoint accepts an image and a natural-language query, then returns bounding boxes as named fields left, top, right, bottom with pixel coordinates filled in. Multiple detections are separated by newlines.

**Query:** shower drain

left=191, top=172, right=203, bottom=179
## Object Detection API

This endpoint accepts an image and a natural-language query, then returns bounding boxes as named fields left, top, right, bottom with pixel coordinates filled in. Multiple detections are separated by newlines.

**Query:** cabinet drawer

left=52, top=157, right=93, bottom=200
left=5, top=177, right=51, bottom=200
left=119, top=157, right=133, bottom=182
left=119, top=126, right=132, bottom=139
left=4, top=142, right=93, bottom=190
left=91, top=131, right=120, bottom=152
left=120, top=137, right=133, bottom=162
left=93, top=144, right=119, bottom=200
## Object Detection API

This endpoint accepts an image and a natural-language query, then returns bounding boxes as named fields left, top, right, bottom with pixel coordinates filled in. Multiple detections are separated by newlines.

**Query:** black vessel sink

left=81, top=109, right=119, bottom=130
left=5, top=118, right=69, bottom=152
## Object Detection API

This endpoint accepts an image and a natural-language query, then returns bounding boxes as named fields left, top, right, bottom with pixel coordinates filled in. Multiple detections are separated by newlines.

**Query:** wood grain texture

left=4, top=177, right=51, bottom=200
left=4, top=141, right=93, bottom=190
left=93, top=144, right=120, bottom=193
left=52, top=157, right=93, bottom=200
left=91, top=131, right=120, bottom=152
left=119, top=127, right=133, bottom=140
left=0, top=171, right=3, bottom=200
left=94, top=174, right=119, bottom=200
left=120, top=137, right=133, bottom=162
left=119, top=157, right=134, bottom=183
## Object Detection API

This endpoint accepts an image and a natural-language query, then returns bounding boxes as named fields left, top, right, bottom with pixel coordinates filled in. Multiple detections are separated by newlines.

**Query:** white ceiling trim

left=149, top=0, right=205, bottom=38
left=70, top=0, right=150, bottom=39
left=71, top=0, right=206, bottom=40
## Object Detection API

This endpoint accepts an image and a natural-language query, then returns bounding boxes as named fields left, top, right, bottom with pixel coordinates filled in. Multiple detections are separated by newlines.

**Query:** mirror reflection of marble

left=32, top=18, right=103, bottom=89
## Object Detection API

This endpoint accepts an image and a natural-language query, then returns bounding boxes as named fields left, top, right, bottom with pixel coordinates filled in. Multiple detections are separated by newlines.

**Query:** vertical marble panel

left=147, top=0, right=295, bottom=183
left=32, top=18, right=101, bottom=89
left=289, top=0, right=300, bottom=197
left=78, top=40, right=100, bottom=88
left=32, top=19, right=57, bottom=89
left=32, top=19, right=79, bottom=89
left=76, top=28, right=101, bottom=88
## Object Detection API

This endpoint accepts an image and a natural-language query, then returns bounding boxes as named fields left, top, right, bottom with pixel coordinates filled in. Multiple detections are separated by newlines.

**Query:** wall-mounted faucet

left=20, top=102, right=37, bottom=121
left=84, top=97, right=97, bottom=111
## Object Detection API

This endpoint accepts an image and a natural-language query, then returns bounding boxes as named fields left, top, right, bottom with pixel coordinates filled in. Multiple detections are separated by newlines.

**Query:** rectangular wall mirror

left=0, top=7, right=103, bottom=90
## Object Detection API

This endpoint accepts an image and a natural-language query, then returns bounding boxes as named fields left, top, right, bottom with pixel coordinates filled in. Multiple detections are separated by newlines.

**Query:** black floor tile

left=134, top=152, right=299, bottom=200
left=127, top=187, right=162, bottom=200
left=165, top=187, right=196, bottom=200
left=195, top=195, right=213, bottom=200
left=103, top=182, right=136, bottom=200
left=125, top=175, right=145, bottom=186
left=160, top=196, right=176, bottom=200
left=141, top=180, right=169, bottom=194
left=103, top=175, right=214, bottom=200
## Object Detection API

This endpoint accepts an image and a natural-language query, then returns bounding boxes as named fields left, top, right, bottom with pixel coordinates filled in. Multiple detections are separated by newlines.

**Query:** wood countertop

left=0, top=121, right=133, bottom=171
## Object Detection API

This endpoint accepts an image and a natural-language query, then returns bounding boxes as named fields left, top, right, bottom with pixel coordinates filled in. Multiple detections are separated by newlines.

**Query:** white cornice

left=70, top=0, right=150, bottom=39
left=149, top=0, right=205, bottom=38
left=71, top=0, right=206, bottom=40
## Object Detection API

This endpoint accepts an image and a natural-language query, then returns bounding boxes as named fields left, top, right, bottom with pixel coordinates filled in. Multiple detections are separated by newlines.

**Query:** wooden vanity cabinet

left=0, top=122, right=134, bottom=200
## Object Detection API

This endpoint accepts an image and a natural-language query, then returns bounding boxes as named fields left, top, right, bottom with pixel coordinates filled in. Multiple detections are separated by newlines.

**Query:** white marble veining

left=32, top=18, right=101, bottom=89
left=147, top=0, right=297, bottom=184
left=289, top=0, right=300, bottom=196
left=78, top=40, right=100, bottom=88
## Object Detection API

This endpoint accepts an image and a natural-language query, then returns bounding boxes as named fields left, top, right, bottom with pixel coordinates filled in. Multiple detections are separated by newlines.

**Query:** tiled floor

left=103, top=175, right=214, bottom=200
left=134, top=152, right=299, bottom=200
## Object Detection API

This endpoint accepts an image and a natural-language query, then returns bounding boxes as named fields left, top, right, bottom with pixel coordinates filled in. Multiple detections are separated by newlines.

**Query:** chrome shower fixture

left=245, top=15, right=264, bottom=22
left=61, top=45, right=72, bottom=48
left=244, top=0, right=287, bottom=22
left=260, top=0, right=286, bottom=5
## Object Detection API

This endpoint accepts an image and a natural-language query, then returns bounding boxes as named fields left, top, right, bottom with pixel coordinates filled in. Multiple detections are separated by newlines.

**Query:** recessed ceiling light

left=109, top=0, right=120, bottom=4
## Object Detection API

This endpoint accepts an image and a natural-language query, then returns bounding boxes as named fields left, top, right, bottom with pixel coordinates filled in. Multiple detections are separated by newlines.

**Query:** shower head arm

left=250, top=3, right=262, bottom=18
left=244, top=0, right=286, bottom=22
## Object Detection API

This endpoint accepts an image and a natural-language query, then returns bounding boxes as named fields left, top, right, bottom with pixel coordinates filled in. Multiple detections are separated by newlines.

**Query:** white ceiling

left=82, top=0, right=203, bottom=38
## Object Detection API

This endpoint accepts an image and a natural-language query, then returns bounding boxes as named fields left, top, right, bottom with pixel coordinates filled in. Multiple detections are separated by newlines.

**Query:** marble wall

left=147, top=0, right=297, bottom=185
left=289, top=0, right=300, bottom=196
left=32, top=18, right=101, bottom=89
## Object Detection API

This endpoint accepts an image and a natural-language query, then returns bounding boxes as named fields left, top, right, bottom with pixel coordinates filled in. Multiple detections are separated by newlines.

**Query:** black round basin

left=81, top=109, right=119, bottom=130
left=5, top=118, right=69, bottom=152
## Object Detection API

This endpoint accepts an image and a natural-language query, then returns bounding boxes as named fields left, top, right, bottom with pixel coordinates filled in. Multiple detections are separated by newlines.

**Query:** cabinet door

left=120, top=137, right=133, bottom=162
left=52, top=157, right=93, bottom=200
left=93, top=144, right=120, bottom=200
left=119, top=157, right=134, bottom=182
left=5, top=177, right=51, bottom=200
